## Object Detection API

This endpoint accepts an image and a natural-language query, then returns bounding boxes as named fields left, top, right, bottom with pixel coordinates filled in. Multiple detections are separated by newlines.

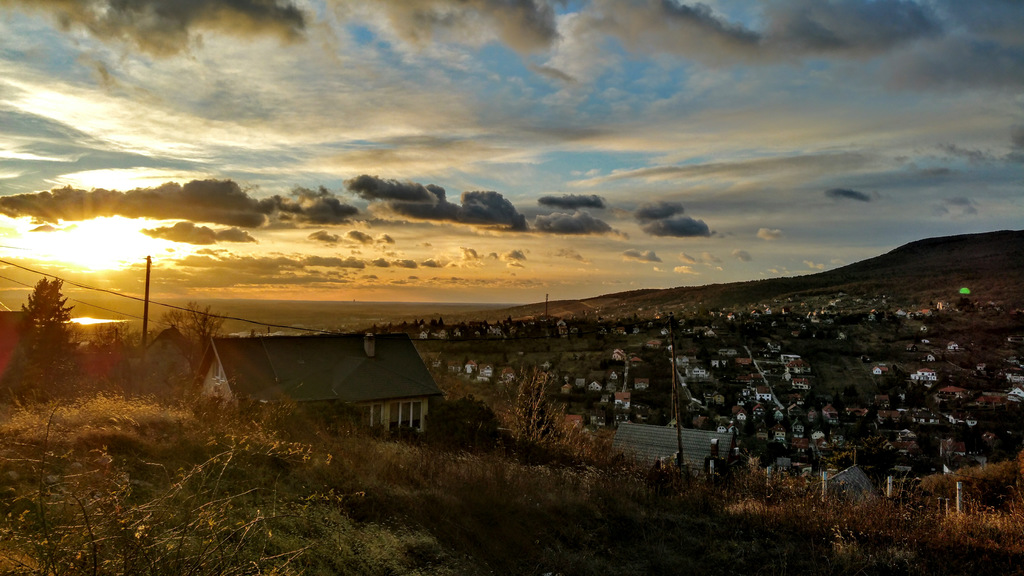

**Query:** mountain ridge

left=506, top=229, right=1024, bottom=319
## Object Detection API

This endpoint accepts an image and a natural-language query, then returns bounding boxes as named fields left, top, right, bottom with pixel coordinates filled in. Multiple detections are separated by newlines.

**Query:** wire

left=0, top=258, right=334, bottom=334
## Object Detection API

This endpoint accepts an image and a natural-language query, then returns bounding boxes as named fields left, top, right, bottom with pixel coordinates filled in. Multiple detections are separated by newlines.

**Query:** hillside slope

left=504, top=229, right=1024, bottom=319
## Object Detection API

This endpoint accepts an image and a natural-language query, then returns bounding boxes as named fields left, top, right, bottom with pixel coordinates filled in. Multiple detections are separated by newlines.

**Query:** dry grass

left=2, top=394, right=1024, bottom=575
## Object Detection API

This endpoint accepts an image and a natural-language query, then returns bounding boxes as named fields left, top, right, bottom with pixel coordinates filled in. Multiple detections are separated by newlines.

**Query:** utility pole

left=669, top=313, right=684, bottom=470
left=545, top=293, right=549, bottom=319
left=141, top=255, right=151, bottom=348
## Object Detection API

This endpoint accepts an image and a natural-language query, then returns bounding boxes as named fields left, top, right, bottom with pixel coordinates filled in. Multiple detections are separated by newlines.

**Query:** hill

left=501, top=229, right=1024, bottom=320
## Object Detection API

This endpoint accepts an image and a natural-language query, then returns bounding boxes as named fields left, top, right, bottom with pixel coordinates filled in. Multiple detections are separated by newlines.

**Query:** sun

left=7, top=217, right=182, bottom=271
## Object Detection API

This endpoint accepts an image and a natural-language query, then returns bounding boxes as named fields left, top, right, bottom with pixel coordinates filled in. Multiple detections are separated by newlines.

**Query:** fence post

left=956, top=481, right=963, bottom=513
left=887, top=475, right=893, bottom=498
left=821, top=470, right=828, bottom=501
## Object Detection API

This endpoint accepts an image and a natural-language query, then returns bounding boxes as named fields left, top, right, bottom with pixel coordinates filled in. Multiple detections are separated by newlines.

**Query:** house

left=590, top=412, right=606, bottom=427
left=465, top=360, right=478, bottom=374
left=612, top=422, right=737, bottom=473
left=874, top=394, right=890, bottom=408
left=755, top=386, right=773, bottom=402
left=822, top=404, right=840, bottom=425
left=611, top=349, right=627, bottom=362
left=785, top=359, right=811, bottom=374
left=911, top=368, right=938, bottom=382
left=198, top=334, right=442, bottom=431
left=947, top=342, right=960, bottom=351
left=478, top=364, right=494, bottom=379
left=634, top=378, right=650, bottom=391
left=791, top=378, right=810, bottom=390
left=560, top=383, right=573, bottom=395
left=937, top=385, right=970, bottom=400
left=588, top=381, right=603, bottom=392
left=731, top=406, right=748, bottom=421
left=564, top=414, right=583, bottom=428
left=614, top=391, right=632, bottom=409
left=872, top=366, right=889, bottom=376
left=771, top=423, right=787, bottom=443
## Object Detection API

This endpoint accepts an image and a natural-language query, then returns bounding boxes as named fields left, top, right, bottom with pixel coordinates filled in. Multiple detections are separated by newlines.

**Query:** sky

left=0, top=0, right=1022, bottom=306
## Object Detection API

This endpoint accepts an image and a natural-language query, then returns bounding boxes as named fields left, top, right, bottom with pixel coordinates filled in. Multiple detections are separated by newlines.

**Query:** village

left=409, top=293, right=1024, bottom=477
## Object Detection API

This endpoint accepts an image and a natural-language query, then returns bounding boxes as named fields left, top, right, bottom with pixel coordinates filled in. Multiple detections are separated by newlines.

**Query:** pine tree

left=11, top=278, right=79, bottom=397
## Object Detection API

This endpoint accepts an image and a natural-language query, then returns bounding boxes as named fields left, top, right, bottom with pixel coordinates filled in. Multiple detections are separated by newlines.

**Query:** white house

left=911, top=368, right=938, bottom=382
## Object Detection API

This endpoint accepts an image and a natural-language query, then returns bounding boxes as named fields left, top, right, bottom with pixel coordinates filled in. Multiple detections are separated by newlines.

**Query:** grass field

left=2, top=393, right=1023, bottom=575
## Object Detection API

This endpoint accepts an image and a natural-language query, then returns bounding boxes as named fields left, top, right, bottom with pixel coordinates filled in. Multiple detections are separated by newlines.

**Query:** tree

left=7, top=278, right=79, bottom=398
left=160, top=301, right=224, bottom=372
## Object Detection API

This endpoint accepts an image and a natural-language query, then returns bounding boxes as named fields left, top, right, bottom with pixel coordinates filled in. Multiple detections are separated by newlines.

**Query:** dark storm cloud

left=0, top=180, right=359, bottom=228
left=537, top=194, right=606, bottom=210
left=394, top=259, right=418, bottom=269
left=635, top=201, right=685, bottom=222
left=141, top=221, right=256, bottom=245
left=346, top=230, right=374, bottom=244
left=375, top=0, right=559, bottom=54
left=349, top=175, right=527, bottom=231
left=420, top=259, right=443, bottom=268
left=532, top=211, right=616, bottom=235
left=764, top=0, right=940, bottom=55
left=371, top=258, right=391, bottom=268
left=641, top=216, right=711, bottom=238
left=344, top=175, right=440, bottom=202
left=634, top=200, right=711, bottom=237
left=622, top=249, right=661, bottom=263
left=273, top=186, right=360, bottom=226
left=825, top=188, right=872, bottom=202
left=4, top=0, right=307, bottom=56
left=308, top=230, right=340, bottom=244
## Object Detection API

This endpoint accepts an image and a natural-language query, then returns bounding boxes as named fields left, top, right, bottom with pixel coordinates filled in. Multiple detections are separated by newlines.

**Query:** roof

left=612, top=422, right=735, bottom=470
left=828, top=465, right=876, bottom=501
left=201, top=334, right=442, bottom=403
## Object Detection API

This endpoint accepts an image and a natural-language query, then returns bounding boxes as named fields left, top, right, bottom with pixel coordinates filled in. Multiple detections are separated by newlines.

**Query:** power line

left=0, top=258, right=334, bottom=334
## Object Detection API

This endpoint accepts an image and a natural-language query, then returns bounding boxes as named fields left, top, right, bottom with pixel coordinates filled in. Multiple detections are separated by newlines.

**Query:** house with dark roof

left=198, top=333, right=442, bottom=431
left=612, top=422, right=737, bottom=474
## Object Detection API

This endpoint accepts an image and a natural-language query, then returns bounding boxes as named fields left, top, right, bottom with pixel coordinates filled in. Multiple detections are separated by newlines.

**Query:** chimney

left=364, top=333, right=375, bottom=358
left=709, top=438, right=719, bottom=458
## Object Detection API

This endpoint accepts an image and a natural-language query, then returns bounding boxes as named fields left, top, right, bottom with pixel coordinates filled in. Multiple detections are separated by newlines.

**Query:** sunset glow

left=0, top=1, right=1020, bottom=305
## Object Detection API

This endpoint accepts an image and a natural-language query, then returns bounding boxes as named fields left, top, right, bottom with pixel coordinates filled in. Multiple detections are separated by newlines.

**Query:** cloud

left=501, top=249, right=527, bottom=262
left=393, top=259, right=418, bottom=269
left=757, top=228, right=783, bottom=240
left=579, top=0, right=941, bottom=68
left=346, top=230, right=374, bottom=244
left=370, top=0, right=559, bottom=54
left=345, top=175, right=440, bottom=202
left=308, top=230, right=340, bottom=244
left=4, top=0, right=307, bottom=56
left=622, top=249, right=661, bottom=263
left=141, top=222, right=256, bottom=245
left=554, top=248, right=588, bottom=263
left=350, top=175, right=527, bottom=231
left=633, top=200, right=711, bottom=237
left=537, top=194, right=606, bottom=210
left=679, top=253, right=697, bottom=264
left=937, top=197, right=979, bottom=216
left=804, top=260, right=826, bottom=270
left=825, top=188, right=872, bottom=202
left=420, top=258, right=444, bottom=268
left=371, top=258, right=391, bottom=268
left=673, top=266, right=699, bottom=275
left=732, top=249, right=752, bottom=262
left=641, top=216, right=711, bottom=238
left=0, top=180, right=359, bottom=228
left=939, top=143, right=992, bottom=164
left=29, top=224, right=58, bottom=233
left=533, top=210, right=618, bottom=235
left=377, top=234, right=395, bottom=244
